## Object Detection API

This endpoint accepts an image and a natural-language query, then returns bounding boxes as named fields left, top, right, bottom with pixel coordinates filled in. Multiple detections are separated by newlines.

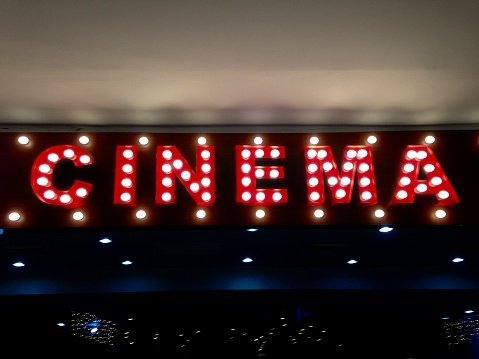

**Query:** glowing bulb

left=272, top=192, right=282, bottom=202
left=346, top=149, right=357, bottom=159
left=181, top=171, right=191, bottom=180
left=313, top=209, right=324, bottom=218
left=374, top=209, right=385, bottom=218
left=242, top=257, right=253, bottom=263
left=308, top=177, right=319, bottom=187
left=80, top=155, right=91, bottom=164
left=173, top=159, right=183, bottom=169
left=37, top=177, right=48, bottom=186
left=254, top=136, right=263, bottom=145
left=340, top=177, right=351, bottom=186
left=396, top=190, right=407, bottom=199
left=44, top=190, right=55, bottom=199
left=323, top=162, right=333, bottom=171
left=136, top=210, right=147, bottom=219
left=201, top=192, right=211, bottom=202
left=407, top=150, right=417, bottom=159
left=39, top=164, right=51, bottom=173
left=308, top=164, right=318, bottom=173
left=139, top=136, right=149, bottom=145
left=359, top=177, right=370, bottom=186
left=335, top=189, right=346, bottom=199
left=403, top=164, right=414, bottom=173
left=123, top=164, right=134, bottom=173
left=431, top=177, right=442, bottom=186
left=317, top=150, right=327, bottom=159
left=310, top=192, right=320, bottom=201
left=367, top=135, right=377, bottom=144
left=242, top=192, right=251, bottom=201
left=201, top=150, right=211, bottom=159
left=361, top=191, right=372, bottom=200
left=64, top=149, right=74, bottom=158
left=123, top=149, right=134, bottom=159
left=48, top=153, right=59, bottom=162
left=328, top=177, right=338, bottom=186
left=196, top=210, right=206, bottom=219
left=307, top=149, right=317, bottom=158
left=416, top=184, right=428, bottom=192
left=438, top=190, right=449, bottom=199
left=359, top=163, right=369, bottom=172
left=255, top=209, right=266, bottom=218
left=417, top=151, right=427, bottom=159
left=60, top=194, right=72, bottom=203
left=424, top=164, right=435, bottom=173
left=256, top=192, right=266, bottom=201
left=379, top=226, right=393, bottom=233
left=121, top=193, right=132, bottom=202
left=267, top=149, right=279, bottom=158
left=452, top=257, right=464, bottom=263
left=197, top=137, right=207, bottom=145
left=162, top=177, right=172, bottom=187
left=357, top=149, right=368, bottom=159
left=72, top=211, right=84, bottom=221
left=435, top=209, right=446, bottom=219
left=255, top=149, right=264, bottom=158
left=190, top=183, right=200, bottom=192
left=270, top=169, right=280, bottom=178
left=309, top=136, right=319, bottom=145
left=122, top=178, right=133, bottom=187
left=425, top=135, right=435, bottom=144
left=13, top=261, right=25, bottom=267
left=79, top=136, right=90, bottom=145
left=161, top=192, right=171, bottom=202
left=76, top=188, right=87, bottom=197
left=17, top=136, right=29, bottom=145
left=255, top=169, right=265, bottom=178
left=201, top=177, right=211, bottom=187
left=162, top=150, right=172, bottom=159
left=241, top=150, right=251, bottom=159
left=400, top=177, right=411, bottom=186
left=8, top=212, right=20, bottom=221
left=347, top=259, right=358, bottom=265
left=122, top=260, right=133, bottom=266
left=343, top=162, right=353, bottom=171
left=241, top=177, right=251, bottom=186
left=201, top=164, right=211, bottom=173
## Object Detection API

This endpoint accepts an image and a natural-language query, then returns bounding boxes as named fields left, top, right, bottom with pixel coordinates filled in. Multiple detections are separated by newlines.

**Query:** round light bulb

left=255, top=209, right=266, bottom=219
left=197, top=137, right=207, bottom=145
left=309, top=136, right=319, bottom=145
left=161, top=192, right=171, bottom=202
left=139, top=136, right=149, bottom=145
left=136, top=210, right=147, bottom=219
left=313, top=209, right=324, bottom=218
left=17, top=136, right=30, bottom=145
left=241, top=150, right=251, bottom=159
left=196, top=209, right=206, bottom=219
left=272, top=192, right=282, bottom=202
left=123, top=149, right=134, bottom=159
left=270, top=149, right=280, bottom=158
left=374, top=209, right=385, bottom=218
left=201, top=177, right=211, bottom=187
left=47, top=153, right=59, bottom=162
left=64, top=149, right=74, bottom=158
left=367, top=135, right=377, bottom=144
left=121, top=192, right=132, bottom=202
left=76, top=188, right=87, bottom=197
left=435, top=209, right=446, bottom=219
left=72, top=211, right=84, bottom=221
left=425, top=135, right=435, bottom=144
left=253, top=136, right=263, bottom=145
left=8, top=212, right=21, bottom=221
left=122, top=178, right=133, bottom=187
left=79, top=136, right=90, bottom=145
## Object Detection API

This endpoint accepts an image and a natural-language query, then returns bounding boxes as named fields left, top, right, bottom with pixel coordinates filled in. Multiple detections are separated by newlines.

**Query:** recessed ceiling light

left=242, top=257, right=253, bottom=263
left=247, top=228, right=258, bottom=232
left=12, top=261, right=25, bottom=268
left=452, top=257, right=464, bottom=263
left=347, top=259, right=358, bottom=265
left=379, top=226, right=393, bottom=233
left=99, top=238, right=112, bottom=244
left=122, top=260, right=133, bottom=266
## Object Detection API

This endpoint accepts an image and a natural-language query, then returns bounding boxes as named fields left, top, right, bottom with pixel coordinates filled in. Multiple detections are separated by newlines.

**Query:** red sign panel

left=0, top=131, right=477, bottom=228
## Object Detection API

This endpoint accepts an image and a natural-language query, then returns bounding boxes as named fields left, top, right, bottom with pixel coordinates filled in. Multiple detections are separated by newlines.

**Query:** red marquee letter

left=236, top=145, right=288, bottom=205
left=113, top=145, right=138, bottom=205
left=156, top=145, right=216, bottom=205
left=391, top=145, right=460, bottom=205
left=304, top=146, right=377, bottom=205
left=31, top=145, right=94, bottom=207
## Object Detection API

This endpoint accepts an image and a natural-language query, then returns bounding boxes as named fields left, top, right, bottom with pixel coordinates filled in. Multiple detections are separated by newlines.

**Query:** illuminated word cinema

left=31, top=143, right=459, bottom=208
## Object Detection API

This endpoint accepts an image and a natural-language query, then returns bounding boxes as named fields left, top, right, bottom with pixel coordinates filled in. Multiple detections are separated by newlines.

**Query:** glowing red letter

left=304, top=146, right=377, bottom=205
left=391, top=145, right=460, bottom=205
left=236, top=145, right=288, bottom=205
left=113, top=145, right=137, bottom=205
left=31, top=145, right=94, bottom=207
left=156, top=145, right=215, bottom=205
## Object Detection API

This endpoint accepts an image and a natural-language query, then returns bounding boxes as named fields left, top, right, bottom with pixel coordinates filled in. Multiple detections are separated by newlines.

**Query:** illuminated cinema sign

left=0, top=131, right=477, bottom=228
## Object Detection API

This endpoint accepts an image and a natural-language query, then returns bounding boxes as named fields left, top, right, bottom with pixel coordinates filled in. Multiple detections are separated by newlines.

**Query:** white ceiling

left=0, top=0, right=478, bottom=126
